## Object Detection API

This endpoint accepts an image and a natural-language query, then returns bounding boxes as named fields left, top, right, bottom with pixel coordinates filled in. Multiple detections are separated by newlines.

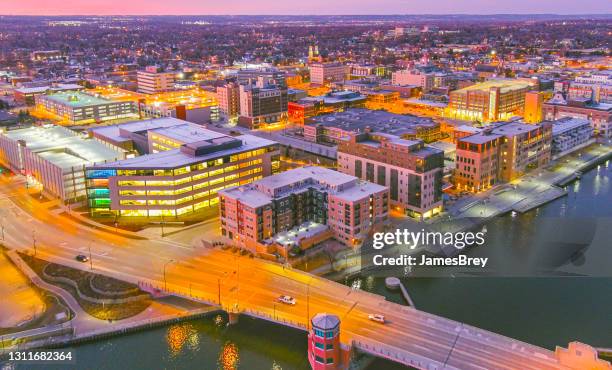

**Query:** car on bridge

left=277, top=295, right=297, bottom=305
left=368, top=314, right=385, bottom=323
left=75, top=254, right=89, bottom=263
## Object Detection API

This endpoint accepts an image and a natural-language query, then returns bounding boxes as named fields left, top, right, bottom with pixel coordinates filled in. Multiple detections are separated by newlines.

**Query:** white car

left=368, top=314, right=385, bottom=323
left=277, top=295, right=297, bottom=305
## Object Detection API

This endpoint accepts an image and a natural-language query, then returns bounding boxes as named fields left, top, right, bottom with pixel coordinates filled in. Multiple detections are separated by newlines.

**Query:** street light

left=88, top=242, right=93, bottom=271
left=163, top=259, right=176, bottom=291
left=306, top=277, right=313, bottom=330
left=160, top=213, right=165, bottom=237
left=1, top=217, right=5, bottom=241
left=32, top=229, right=37, bottom=256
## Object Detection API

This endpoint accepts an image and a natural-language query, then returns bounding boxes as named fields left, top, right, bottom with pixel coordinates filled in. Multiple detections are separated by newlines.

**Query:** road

left=0, top=174, right=572, bottom=370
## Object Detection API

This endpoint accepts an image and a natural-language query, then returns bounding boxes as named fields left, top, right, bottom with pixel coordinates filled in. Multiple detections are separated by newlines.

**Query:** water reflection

left=166, top=323, right=199, bottom=357
left=218, top=341, right=240, bottom=370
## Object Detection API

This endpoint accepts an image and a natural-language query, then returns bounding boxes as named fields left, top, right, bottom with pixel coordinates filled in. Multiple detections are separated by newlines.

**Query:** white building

left=0, top=125, right=126, bottom=202
left=551, top=118, right=594, bottom=157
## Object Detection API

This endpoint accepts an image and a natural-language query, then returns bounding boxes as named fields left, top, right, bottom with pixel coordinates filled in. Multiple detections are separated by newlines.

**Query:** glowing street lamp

left=163, top=259, right=176, bottom=291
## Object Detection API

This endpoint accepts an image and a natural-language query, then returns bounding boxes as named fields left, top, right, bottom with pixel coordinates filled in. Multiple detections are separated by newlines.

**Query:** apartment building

left=137, top=66, right=176, bottom=94
left=216, top=82, right=241, bottom=119
left=551, top=118, right=593, bottom=156
left=454, top=122, right=552, bottom=192
left=219, top=166, right=388, bottom=251
left=337, top=132, right=444, bottom=219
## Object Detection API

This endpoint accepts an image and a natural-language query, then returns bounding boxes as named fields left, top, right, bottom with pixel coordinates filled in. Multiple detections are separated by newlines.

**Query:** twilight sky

left=1, top=0, right=611, bottom=15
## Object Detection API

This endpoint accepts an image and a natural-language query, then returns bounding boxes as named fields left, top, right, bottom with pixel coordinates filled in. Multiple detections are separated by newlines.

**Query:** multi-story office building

left=543, top=92, right=612, bottom=138
left=551, top=117, right=593, bottom=156
left=137, top=90, right=220, bottom=124
left=454, top=121, right=552, bottom=192
left=236, top=68, right=287, bottom=87
left=567, top=82, right=612, bottom=104
left=35, top=91, right=138, bottom=125
left=85, top=118, right=280, bottom=220
left=447, top=79, right=533, bottom=122
left=216, top=82, right=241, bottom=119
left=337, top=132, right=444, bottom=219
left=0, top=125, right=126, bottom=202
left=238, top=82, right=288, bottom=129
left=137, top=66, right=176, bottom=94
left=219, top=166, right=388, bottom=251
left=391, top=69, right=435, bottom=92
left=309, top=62, right=347, bottom=85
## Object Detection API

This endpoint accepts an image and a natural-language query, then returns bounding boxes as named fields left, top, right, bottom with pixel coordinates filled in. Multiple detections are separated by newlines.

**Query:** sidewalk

left=2, top=249, right=217, bottom=352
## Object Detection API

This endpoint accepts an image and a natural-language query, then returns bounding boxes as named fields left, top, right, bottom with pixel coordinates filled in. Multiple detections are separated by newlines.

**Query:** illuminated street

left=0, top=173, right=578, bottom=369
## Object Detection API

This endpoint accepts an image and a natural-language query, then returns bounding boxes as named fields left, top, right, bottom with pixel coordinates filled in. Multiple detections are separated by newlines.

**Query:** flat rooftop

left=459, top=121, right=545, bottom=144
left=453, top=79, right=532, bottom=94
left=89, top=117, right=190, bottom=143
left=220, top=166, right=386, bottom=208
left=40, top=91, right=114, bottom=107
left=308, top=108, right=437, bottom=136
left=551, top=118, right=592, bottom=135
left=3, top=125, right=125, bottom=171
left=267, top=221, right=329, bottom=248
left=92, top=133, right=275, bottom=170
left=151, top=124, right=227, bottom=144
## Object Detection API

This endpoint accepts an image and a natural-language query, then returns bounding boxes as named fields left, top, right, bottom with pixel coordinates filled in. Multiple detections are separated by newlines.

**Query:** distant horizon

left=2, top=0, right=611, bottom=17
left=2, top=13, right=612, bottom=16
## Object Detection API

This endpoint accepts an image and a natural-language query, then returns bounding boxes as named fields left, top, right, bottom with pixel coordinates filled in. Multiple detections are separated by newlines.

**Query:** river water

left=4, top=160, right=611, bottom=370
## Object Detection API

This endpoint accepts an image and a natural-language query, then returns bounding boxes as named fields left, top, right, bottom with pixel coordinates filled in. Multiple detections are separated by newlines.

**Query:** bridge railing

left=242, top=308, right=307, bottom=331
left=351, top=334, right=459, bottom=370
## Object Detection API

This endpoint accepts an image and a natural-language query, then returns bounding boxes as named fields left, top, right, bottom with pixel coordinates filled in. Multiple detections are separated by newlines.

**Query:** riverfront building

left=447, top=79, right=533, bottom=122
left=551, top=117, right=593, bottom=156
left=454, top=121, right=552, bottom=192
left=85, top=118, right=280, bottom=220
left=0, top=125, right=126, bottom=202
left=34, top=91, right=138, bottom=125
left=219, top=166, right=388, bottom=251
left=337, top=131, right=444, bottom=219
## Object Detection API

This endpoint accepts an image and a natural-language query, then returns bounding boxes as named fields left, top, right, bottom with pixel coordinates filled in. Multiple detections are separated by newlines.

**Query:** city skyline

left=2, top=0, right=612, bottom=16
